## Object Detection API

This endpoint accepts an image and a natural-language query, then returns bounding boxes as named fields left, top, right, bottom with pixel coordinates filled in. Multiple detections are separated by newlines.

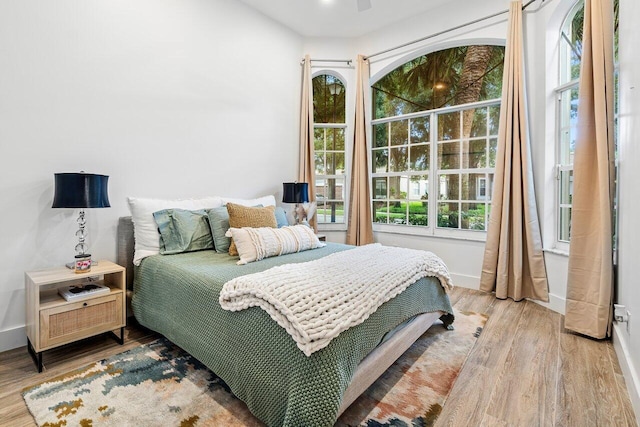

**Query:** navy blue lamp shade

left=52, top=172, right=110, bottom=259
left=52, top=173, right=110, bottom=209
left=282, top=182, right=309, bottom=204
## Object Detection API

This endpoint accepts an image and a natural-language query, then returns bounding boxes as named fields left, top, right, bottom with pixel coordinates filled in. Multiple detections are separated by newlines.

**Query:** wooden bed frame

left=116, top=216, right=450, bottom=417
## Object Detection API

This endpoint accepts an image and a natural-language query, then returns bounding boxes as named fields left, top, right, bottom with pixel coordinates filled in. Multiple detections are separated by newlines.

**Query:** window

left=555, top=1, right=583, bottom=243
left=555, top=0, right=618, bottom=246
left=371, top=45, right=505, bottom=235
left=313, top=74, right=346, bottom=224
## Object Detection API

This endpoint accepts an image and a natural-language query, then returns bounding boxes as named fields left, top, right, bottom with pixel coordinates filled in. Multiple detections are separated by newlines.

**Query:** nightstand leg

left=27, top=338, right=43, bottom=373
left=109, top=327, right=124, bottom=345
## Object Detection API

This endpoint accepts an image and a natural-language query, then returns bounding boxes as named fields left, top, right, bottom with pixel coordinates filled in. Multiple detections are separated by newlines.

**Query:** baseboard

left=533, top=292, right=566, bottom=315
left=613, top=322, right=640, bottom=422
left=0, top=326, right=26, bottom=353
left=449, top=273, right=480, bottom=290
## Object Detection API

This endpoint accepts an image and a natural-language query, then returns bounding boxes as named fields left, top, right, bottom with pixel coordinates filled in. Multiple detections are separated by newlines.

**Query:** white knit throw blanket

left=219, top=243, right=453, bottom=356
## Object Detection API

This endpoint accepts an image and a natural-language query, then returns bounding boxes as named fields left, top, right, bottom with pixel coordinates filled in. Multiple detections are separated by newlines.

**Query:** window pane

left=438, top=142, right=460, bottom=169
left=328, top=128, right=345, bottom=151
left=489, top=105, right=500, bottom=135
left=374, top=123, right=388, bottom=148
left=489, top=138, right=498, bottom=168
left=410, top=144, right=429, bottom=171
left=315, top=179, right=326, bottom=201
left=373, top=149, right=388, bottom=173
left=559, top=207, right=572, bottom=241
left=389, top=147, right=408, bottom=172
left=410, top=117, right=430, bottom=144
left=409, top=175, right=429, bottom=200
left=318, top=201, right=344, bottom=224
left=373, top=177, right=387, bottom=199
left=373, top=201, right=388, bottom=224
left=438, top=174, right=459, bottom=200
left=559, top=87, right=579, bottom=165
left=314, top=128, right=324, bottom=151
left=488, top=173, right=495, bottom=200
left=315, top=153, right=324, bottom=175
left=408, top=192, right=429, bottom=227
left=461, top=173, right=487, bottom=200
left=389, top=201, right=407, bottom=224
left=463, top=140, right=487, bottom=168
left=390, top=120, right=408, bottom=146
left=334, top=153, right=345, bottom=175
left=560, top=170, right=573, bottom=205
left=372, top=45, right=504, bottom=117
left=388, top=176, right=408, bottom=200
left=438, top=202, right=459, bottom=228
left=464, top=108, right=487, bottom=138
left=438, top=111, right=460, bottom=140
left=461, top=203, right=486, bottom=231
left=325, top=178, right=344, bottom=200
left=312, top=74, right=346, bottom=124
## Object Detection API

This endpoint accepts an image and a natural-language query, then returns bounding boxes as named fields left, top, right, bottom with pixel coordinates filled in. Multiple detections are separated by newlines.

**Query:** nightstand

left=25, top=260, right=126, bottom=372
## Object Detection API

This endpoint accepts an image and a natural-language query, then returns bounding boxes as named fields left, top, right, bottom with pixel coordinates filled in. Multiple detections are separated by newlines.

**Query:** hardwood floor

left=0, top=288, right=636, bottom=426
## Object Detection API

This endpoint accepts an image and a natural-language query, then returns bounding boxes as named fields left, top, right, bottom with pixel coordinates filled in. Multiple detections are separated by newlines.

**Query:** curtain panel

left=565, top=0, right=615, bottom=339
left=479, top=0, right=549, bottom=302
left=299, top=55, right=317, bottom=231
left=346, top=55, right=374, bottom=246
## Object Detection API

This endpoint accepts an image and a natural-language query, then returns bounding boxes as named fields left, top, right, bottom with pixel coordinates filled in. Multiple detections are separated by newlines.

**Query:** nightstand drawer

left=39, top=292, right=124, bottom=350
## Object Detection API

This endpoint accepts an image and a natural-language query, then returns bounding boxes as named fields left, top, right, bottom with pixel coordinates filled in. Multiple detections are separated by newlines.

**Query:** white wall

left=0, top=0, right=303, bottom=351
left=615, top=0, right=640, bottom=414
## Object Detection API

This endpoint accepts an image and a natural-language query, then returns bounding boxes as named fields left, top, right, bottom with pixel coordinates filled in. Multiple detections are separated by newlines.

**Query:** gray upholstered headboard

left=116, top=216, right=135, bottom=291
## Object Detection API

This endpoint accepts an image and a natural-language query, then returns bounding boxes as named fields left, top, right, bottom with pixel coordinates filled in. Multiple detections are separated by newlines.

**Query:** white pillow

left=226, top=225, right=325, bottom=265
left=127, top=196, right=224, bottom=265
left=222, top=194, right=276, bottom=207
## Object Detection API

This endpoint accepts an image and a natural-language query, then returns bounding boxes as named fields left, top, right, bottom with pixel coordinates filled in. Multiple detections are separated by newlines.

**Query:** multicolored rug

left=23, top=310, right=486, bottom=427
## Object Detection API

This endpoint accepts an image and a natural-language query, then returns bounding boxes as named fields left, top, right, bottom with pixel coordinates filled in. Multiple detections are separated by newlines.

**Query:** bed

left=117, top=216, right=454, bottom=426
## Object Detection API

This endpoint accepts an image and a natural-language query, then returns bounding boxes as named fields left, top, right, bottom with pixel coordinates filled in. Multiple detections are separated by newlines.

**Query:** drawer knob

left=83, top=302, right=88, bottom=307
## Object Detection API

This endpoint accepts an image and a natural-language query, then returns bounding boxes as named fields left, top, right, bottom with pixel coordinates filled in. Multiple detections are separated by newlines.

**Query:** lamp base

left=65, top=260, right=99, bottom=269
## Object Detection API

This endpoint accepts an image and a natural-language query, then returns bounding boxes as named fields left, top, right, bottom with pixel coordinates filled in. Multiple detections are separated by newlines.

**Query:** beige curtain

left=299, top=54, right=317, bottom=231
left=479, top=0, right=549, bottom=302
left=565, top=0, right=615, bottom=339
left=346, top=55, right=374, bottom=246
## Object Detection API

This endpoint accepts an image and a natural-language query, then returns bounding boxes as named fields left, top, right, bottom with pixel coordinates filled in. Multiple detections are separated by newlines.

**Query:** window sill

left=543, top=247, right=569, bottom=257
left=373, top=224, right=487, bottom=243
left=317, top=223, right=347, bottom=232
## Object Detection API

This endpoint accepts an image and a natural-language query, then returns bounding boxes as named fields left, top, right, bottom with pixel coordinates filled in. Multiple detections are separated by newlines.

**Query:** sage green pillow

left=153, top=209, right=213, bottom=255
left=208, top=204, right=264, bottom=254
left=207, top=206, right=232, bottom=254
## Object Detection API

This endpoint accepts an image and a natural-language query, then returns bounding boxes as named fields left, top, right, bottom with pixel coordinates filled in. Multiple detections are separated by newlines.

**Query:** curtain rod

left=364, top=0, right=539, bottom=60
left=300, top=58, right=353, bottom=65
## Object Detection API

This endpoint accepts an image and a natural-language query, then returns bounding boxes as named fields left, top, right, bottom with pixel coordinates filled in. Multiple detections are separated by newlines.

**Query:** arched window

left=554, top=0, right=618, bottom=246
left=313, top=74, right=346, bottom=224
left=555, top=1, right=584, bottom=244
left=371, top=45, right=505, bottom=236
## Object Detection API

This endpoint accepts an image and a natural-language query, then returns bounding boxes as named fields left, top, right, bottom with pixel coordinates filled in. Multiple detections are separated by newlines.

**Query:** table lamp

left=282, top=182, right=310, bottom=225
left=52, top=172, right=110, bottom=272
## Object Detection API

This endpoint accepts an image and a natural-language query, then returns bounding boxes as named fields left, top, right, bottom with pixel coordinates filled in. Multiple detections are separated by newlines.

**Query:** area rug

left=23, top=309, right=487, bottom=427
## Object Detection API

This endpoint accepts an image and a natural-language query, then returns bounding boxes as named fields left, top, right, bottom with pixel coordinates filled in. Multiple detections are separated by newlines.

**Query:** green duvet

left=132, top=243, right=453, bottom=427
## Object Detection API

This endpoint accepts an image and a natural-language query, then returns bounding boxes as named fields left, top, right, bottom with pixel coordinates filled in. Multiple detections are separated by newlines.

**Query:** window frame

left=553, top=0, right=584, bottom=253
left=371, top=98, right=500, bottom=241
left=312, top=72, right=348, bottom=228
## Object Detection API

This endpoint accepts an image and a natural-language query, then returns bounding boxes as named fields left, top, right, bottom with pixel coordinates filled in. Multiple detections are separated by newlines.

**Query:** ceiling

left=237, top=0, right=451, bottom=38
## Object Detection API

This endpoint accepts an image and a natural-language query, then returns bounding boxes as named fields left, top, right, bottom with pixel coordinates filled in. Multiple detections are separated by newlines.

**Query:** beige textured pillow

left=226, top=225, right=325, bottom=265
left=226, top=203, right=277, bottom=256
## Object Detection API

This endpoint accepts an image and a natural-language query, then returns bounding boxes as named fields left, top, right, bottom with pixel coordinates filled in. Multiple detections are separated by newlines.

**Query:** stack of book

left=58, top=283, right=110, bottom=301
